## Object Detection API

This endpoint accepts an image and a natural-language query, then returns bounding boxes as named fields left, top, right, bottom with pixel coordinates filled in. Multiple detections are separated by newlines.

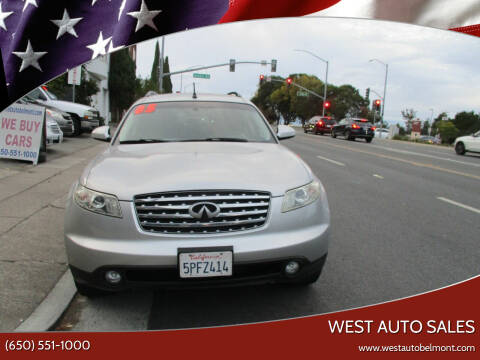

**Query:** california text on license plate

left=179, top=251, right=233, bottom=278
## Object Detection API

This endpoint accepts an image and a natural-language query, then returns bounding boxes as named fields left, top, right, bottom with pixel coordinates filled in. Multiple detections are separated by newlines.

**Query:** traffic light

left=374, top=99, right=381, bottom=111
left=259, top=74, right=265, bottom=84
left=271, top=59, right=277, bottom=72
left=324, top=100, right=331, bottom=109
left=365, top=88, right=370, bottom=100
left=286, top=77, right=292, bottom=86
left=229, top=59, right=235, bottom=72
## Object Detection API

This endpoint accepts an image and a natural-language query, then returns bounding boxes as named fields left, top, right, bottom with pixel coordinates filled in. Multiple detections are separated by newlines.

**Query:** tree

left=251, top=76, right=283, bottom=124
left=436, top=121, right=459, bottom=144
left=270, top=74, right=299, bottom=125
left=328, top=84, right=368, bottom=121
left=162, top=56, right=173, bottom=93
left=46, top=67, right=99, bottom=106
left=109, top=48, right=136, bottom=122
left=401, top=108, right=417, bottom=133
left=421, top=120, right=430, bottom=135
left=148, top=41, right=160, bottom=92
left=453, top=111, right=480, bottom=136
left=396, top=124, right=406, bottom=136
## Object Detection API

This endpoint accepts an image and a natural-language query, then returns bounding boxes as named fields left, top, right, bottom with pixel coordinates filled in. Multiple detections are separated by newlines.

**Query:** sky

left=134, top=17, right=480, bottom=125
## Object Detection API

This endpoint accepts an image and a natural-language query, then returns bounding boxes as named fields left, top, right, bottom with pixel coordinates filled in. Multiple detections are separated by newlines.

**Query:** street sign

left=67, top=66, right=82, bottom=85
left=296, top=90, right=308, bottom=97
left=193, top=73, right=210, bottom=79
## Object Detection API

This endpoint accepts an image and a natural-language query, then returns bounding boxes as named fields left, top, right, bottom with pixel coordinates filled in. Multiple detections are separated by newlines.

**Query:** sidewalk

left=0, top=139, right=107, bottom=331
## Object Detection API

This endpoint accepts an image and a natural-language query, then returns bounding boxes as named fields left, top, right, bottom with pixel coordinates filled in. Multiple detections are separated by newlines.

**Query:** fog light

left=105, top=270, right=122, bottom=284
left=285, top=261, right=300, bottom=275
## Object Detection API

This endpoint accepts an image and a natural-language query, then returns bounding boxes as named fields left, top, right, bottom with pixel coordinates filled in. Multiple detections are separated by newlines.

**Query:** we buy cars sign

left=0, top=103, right=45, bottom=165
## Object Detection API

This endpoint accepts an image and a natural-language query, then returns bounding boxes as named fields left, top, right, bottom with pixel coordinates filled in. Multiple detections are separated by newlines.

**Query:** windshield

left=42, top=87, right=58, bottom=100
left=117, top=101, right=276, bottom=144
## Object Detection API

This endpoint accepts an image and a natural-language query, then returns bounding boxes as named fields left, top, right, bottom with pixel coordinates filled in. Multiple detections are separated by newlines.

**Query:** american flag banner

left=1, top=0, right=480, bottom=111
left=0, top=0, right=340, bottom=111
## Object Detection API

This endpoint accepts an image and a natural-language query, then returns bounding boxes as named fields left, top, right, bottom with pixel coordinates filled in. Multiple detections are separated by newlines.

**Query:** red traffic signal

left=324, top=101, right=331, bottom=109
left=286, top=77, right=292, bottom=85
left=374, top=99, right=381, bottom=111
left=259, top=74, right=265, bottom=80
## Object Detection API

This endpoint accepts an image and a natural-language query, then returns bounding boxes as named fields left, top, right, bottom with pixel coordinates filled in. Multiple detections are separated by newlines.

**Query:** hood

left=45, top=99, right=96, bottom=115
left=81, top=142, right=313, bottom=200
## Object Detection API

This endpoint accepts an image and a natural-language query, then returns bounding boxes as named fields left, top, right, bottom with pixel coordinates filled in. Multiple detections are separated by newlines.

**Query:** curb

left=15, top=270, right=76, bottom=332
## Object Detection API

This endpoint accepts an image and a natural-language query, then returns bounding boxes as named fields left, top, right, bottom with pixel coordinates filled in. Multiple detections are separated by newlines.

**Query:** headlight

left=84, top=110, right=97, bottom=119
left=74, top=184, right=122, bottom=218
left=281, top=181, right=322, bottom=212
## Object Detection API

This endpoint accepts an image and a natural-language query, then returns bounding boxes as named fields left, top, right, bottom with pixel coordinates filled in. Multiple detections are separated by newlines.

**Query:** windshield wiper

left=119, top=139, right=173, bottom=144
left=178, top=137, right=249, bottom=142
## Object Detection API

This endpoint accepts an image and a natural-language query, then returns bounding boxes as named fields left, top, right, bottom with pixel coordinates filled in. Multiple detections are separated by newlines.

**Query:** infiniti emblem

left=189, top=202, right=221, bottom=220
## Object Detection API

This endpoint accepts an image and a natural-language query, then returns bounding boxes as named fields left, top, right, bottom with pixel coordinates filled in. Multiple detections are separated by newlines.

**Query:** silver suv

left=64, top=93, right=330, bottom=296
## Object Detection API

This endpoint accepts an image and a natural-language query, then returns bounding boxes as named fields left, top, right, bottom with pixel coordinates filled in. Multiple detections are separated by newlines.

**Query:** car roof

left=132, top=93, right=252, bottom=106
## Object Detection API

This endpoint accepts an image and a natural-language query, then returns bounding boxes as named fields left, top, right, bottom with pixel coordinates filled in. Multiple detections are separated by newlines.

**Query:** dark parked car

left=331, top=118, right=375, bottom=143
left=304, top=116, right=336, bottom=135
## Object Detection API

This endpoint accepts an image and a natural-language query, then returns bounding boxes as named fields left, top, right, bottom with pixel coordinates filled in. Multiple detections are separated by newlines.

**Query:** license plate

left=179, top=251, right=233, bottom=278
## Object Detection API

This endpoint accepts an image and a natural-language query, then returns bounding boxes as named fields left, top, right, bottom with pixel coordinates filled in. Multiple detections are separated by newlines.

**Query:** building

left=84, top=55, right=110, bottom=124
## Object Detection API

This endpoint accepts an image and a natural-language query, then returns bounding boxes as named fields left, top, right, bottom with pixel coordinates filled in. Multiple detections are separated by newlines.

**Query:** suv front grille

left=134, top=190, right=271, bottom=234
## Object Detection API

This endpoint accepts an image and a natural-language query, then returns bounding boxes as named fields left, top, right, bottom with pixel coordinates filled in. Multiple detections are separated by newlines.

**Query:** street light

left=294, top=49, right=329, bottom=116
left=429, top=108, right=434, bottom=136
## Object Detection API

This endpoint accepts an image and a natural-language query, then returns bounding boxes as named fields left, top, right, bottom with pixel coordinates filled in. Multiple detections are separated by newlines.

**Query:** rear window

left=353, top=119, right=372, bottom=125
left=117, top=101, right=275, bottom=143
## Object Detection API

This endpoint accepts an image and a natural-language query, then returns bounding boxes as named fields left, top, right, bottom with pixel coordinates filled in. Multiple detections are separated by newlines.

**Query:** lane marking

left=369, top=144, right=480, bottom=168
left=316, top=155, right=345, bottom=167
left=373, top=174, right=384, bottom=179
left=437, top=197, right=480, bottom=215
left=309, top=141, right=480, bottom=182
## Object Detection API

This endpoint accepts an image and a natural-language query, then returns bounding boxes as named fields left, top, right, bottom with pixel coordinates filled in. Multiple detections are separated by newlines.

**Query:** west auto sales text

left=328, top=320, right=475, bottom=334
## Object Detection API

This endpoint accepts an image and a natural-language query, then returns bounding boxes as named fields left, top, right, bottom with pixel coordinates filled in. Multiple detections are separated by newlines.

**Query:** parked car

left=331, top=118, right=375, bottom=142
left=46, top=117, right=63, bottom=145
left=64, top=93, right=330, bottom=296
left=304, top=116, right=336, bottom=135
left=454, top=131, right=480, bottom=155
left=374, top=128, right=391, bottom=139
left=418, top=135, right=441, bottom=145
left=26, top=86, right=101, bottom=136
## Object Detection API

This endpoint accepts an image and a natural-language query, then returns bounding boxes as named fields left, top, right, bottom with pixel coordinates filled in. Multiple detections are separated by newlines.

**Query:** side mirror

left=277, top=125, right=296, bottom=140
left=92, top=126, right=111, bottom=142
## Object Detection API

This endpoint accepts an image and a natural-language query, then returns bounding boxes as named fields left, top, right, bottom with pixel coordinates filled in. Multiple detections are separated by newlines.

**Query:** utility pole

left=158, top=36, right=165, bottom=93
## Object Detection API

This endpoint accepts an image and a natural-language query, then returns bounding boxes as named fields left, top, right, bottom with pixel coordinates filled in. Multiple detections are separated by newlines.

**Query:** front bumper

left=70, top=254, right=327, bottom=291
left=81, top=119, right=100, bottom=130
left=64, top=191, right=330, bottom=288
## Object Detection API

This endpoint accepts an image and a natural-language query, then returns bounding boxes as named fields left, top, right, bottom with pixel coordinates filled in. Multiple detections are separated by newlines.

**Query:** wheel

left=331, top=131, right=336, bottom=138
left=74, top=281, right=110, bottom=297
left=320, top=132, right=324, bottom=136
left=455, top=142, right=466, bottom=155
left=72, top=115, right=82, bottom=136
left=304, top=128, right=307, bottom=133
left=314, top=129, right=319, bottom=135
left=294, top=270, right=322, bottom=285
left=365, top=137, right=373, bottom=143
left=345, top=130, right=354, bottom=140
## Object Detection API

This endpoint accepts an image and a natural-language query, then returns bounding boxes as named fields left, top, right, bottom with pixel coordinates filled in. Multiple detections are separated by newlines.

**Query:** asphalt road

left=55, top=130, right=480, bottom=331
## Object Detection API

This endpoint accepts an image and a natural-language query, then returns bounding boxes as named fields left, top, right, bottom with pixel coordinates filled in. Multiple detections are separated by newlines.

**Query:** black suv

left=331, top=118, right=375, bottom=143
left=304, top=116, right=336, bottom=135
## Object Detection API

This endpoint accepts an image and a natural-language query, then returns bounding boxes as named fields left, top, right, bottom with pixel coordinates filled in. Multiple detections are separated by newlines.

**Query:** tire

left=304, top=128, right=307, bottom=133
left=314, top=129, right=319, bottom=135
left=320, top=132, right=324, bottom=136
left=345, top=130, right=354, bottom=141
left=72, top=115, right=82, bottom=136
left=455, top=142, right=466, bottom=155
left=294, top=270, right=322, bottom=285
left=74, top=281, right=110, bottom=298
left=331, top=131, right=336, bottom=138
left=365, top=137, right=373, bottom=143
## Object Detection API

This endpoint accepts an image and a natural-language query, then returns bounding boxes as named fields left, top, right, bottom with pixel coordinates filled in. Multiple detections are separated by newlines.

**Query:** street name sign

left=193, top=73, right=211, bottom=79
